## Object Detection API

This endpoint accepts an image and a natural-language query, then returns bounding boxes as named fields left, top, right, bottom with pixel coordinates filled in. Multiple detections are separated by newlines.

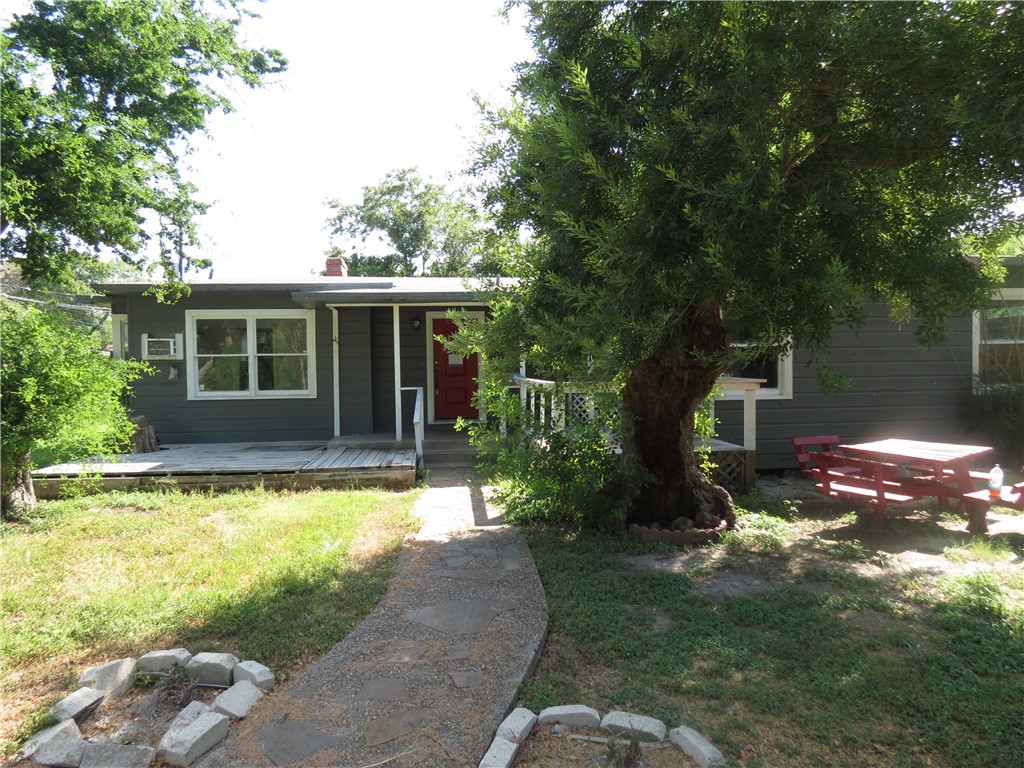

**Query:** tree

left=476, top=1, right=1024, bottom=529
left=326, top=168, right=507, bottom=277
left=0, top=299, right=149, bottom=515
left=1, top=0, right=286, bottom=287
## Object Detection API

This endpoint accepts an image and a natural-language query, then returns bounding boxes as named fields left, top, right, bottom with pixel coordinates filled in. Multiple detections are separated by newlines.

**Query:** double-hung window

left=723, top=334, right=793, bottom=399
left=974, top=286, right=1024, bottom=387
left=185, top=310, right=317, bottom=399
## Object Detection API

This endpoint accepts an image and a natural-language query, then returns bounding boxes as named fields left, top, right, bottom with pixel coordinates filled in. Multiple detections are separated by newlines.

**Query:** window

left=974, top=288, right=1024, bottom=386
left=185, top=310, right=317, bottom=399
left=722, top=337, right=793, bottom=400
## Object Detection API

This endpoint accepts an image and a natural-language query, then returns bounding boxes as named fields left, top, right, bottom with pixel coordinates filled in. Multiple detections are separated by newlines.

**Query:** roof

left=91, top=276, right=511, bottom=305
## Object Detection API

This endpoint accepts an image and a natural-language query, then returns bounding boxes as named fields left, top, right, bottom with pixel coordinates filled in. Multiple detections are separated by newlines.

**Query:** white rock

left=477, top=735, right=519, bottom=768
left=157, top=701, right=211, bottom=756
left=670, top=725, right=727, bottom=768
left=79, top=742, right=155, bottom=768
left=496, top=707, right=537, bottom=745
left=78, top=657, right=136, bottom=696
left=17, top=718, right=81, bottom=760
left=600, top=710, right=667, bottom=742
left=136, top=648, right=192, bottom=674
left=233, top=659, right=275, bottom=691
left=211, top=679, right=263, bottom=719
left=159, top=711, right=230, bottom=767
left=185, top=652, right=239, bottom=687
left=26, top=735, right=86, bottom=767
left=50, top=687, right=105, bottom=723
left=537, top=704, right=601, bottom=729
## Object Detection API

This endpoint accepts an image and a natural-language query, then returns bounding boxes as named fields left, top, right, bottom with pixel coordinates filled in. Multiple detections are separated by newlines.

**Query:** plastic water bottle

left=988, top=464, right=1004, bottom=499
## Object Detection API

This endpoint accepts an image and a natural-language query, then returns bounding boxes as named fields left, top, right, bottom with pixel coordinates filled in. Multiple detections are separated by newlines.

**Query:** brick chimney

left=325, top=256, right=347, bottom=277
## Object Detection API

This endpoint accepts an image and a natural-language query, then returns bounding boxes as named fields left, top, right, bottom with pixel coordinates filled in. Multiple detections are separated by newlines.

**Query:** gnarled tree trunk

left=1, top=451, right=36, bottom=518
left=621, top=307, right=736, bottom=530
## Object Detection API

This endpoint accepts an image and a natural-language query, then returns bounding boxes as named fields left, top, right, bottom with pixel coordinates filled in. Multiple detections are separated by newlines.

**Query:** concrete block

left=157, top=701, right=210, bottom=755
left=211, top=679, right=263, bottom=719
left=50, top=687, right=105, bottom=723
left=669, top=725, right=727, bottom=768
left=79, top=743, right=155, bottom=768
left=27, top=735, right=86, bottom=767
left=477, top=735, right=518, bottom=768
left=496, top=707, right=537, bottom=745
left=77, top=658, right=136, bottom=696
left=18, top=718, right=81, bottom=760
left=136, top=648, right=192, bottom=674
left=537, top=704, right=601, bottom=729
left=233, top=659, right=275, bottom=691
left=185, top=652, right=239, bottom=687
left=601, top=710, right=667, bottom=742
left=159, top=711, right=229, bottom=767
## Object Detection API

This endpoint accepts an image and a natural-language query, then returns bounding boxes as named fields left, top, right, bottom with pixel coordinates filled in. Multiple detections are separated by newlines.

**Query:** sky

left=180, top=1, right=535, bottom=280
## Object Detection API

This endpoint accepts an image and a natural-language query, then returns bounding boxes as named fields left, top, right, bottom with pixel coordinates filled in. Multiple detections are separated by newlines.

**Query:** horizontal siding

left=716, top=303, right=975, bottom=470
left=338, top=308, right=373, bottom=435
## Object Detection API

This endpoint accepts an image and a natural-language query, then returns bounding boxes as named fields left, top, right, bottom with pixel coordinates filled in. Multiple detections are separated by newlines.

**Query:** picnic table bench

left=810, top=452, right=916, bottom=527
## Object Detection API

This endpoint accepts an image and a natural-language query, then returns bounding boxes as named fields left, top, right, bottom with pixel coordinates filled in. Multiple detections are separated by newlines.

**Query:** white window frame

left=973, top=285, right=1024, bottom=385
left=721, top=345, right=793, bottom=400
left=185, top=309, right=317, bottom=400
left=111, top=314, right=128, bottom=360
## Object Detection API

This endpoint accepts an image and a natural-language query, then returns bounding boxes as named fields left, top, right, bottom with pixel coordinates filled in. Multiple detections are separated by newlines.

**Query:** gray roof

left=92, top=276, right=510, bottom=305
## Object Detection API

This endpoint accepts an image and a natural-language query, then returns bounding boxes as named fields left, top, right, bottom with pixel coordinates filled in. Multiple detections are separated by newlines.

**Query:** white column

left=743, top=385, right=757, bottom=451
left=393, top=305, right=403, bottom=442
left=331, top=307, right=340, bottom=438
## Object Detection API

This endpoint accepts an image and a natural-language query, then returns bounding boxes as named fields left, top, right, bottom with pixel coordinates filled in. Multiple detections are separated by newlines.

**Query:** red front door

left=433, top=318, right=478, bottom=420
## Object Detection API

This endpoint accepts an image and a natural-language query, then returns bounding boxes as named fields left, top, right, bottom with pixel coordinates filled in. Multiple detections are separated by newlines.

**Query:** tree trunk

left=1, top=451, right=37, bottom=518
left=620, top=309, right=736, bottom=530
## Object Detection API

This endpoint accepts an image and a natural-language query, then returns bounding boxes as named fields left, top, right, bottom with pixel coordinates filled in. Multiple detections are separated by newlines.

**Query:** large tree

left=326, top=168, right=507, bottom=277
left=1, top=0, right=286, bottom=286
left=477, top=1, right=1024, bottom=529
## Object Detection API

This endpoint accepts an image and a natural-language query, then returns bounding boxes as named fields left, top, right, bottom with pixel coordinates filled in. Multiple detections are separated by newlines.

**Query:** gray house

left=95, top=277, right=490, bottom=448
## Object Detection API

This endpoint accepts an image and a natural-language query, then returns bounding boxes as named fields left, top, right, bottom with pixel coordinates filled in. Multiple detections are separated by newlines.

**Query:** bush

left=963, top=384, right=1024, bottom=466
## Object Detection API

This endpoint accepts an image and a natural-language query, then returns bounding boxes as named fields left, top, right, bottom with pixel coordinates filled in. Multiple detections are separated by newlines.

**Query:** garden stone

left=233, top=659, right=275, bottom=691
left=78, top=657, right=136, bottom=696
left=18, top=718, right=81, bottom=760
left=136, top=648, right=192, bottom=675
left=601, top=710, right=667, bottom=742
left=537, top=704, right=601, bottom=728
left=670, top=725, right=727, bottom=768
left=185, top=652, right=239, bottom=687
left=496, top=707, right=537, bottom=745
left=27, top=735, right=86, bottom=767
left=211, top=679, right=263, bottom=719
left=79, top=743, right=155, bottom=768
left=477, top=735, right=518, bottom=768
left=159, top=711, right=229, bottom=766
left=50, top=687, right=105, bottom=723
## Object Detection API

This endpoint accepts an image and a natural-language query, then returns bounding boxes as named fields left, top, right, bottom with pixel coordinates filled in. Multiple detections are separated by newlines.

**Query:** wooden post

left=393, top=306, right=402, bottom=442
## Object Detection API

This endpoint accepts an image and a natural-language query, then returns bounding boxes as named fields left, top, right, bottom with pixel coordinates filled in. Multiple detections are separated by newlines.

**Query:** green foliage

left=0, top=301, right=149, bottom=507
left=1, top=0, right=286, bottom=286
left=326, top=167, right=512, bottom=277
left=964, top=383, right=1024, bottom=465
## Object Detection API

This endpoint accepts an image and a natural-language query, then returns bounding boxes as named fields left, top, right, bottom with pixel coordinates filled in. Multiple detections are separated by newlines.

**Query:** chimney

left=325, top=256, right=347, bottom=277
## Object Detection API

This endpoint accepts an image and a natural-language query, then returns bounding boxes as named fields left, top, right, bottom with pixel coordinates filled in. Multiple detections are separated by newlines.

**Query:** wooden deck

left=31, top=442, right=417, bottom=498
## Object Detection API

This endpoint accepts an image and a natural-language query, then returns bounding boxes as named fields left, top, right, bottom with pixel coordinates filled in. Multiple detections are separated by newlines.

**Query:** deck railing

left=401, top=386, right=425, bottom=463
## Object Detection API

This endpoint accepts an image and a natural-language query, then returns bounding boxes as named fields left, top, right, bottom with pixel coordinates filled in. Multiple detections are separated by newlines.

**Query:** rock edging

left=478, top=703, right=726, bottom=768
left=20, top=648, right=275, bottom=768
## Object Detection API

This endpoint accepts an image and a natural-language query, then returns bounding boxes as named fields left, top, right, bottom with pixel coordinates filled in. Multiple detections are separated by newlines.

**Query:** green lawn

left=0, top=485, right=420, bottom=754
left=519, top=496, right=1024, bottom=768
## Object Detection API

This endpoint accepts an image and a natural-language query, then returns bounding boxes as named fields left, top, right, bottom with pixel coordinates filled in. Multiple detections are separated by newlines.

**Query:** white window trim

left=185, top=309, right=317, bottom=400
left=111, top=314, right=128, bottom=360
left=973, top=285, right=1024, bottom=384
left=721, top=346, right=793, bottom=400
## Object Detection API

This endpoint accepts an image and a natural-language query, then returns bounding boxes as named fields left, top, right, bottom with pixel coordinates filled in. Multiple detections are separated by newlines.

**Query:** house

left=93, top=274, right=491, bottom=450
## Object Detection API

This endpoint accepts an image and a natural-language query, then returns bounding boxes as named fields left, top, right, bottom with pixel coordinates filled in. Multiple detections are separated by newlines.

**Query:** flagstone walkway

left=195, top=469, right=549, bottom=768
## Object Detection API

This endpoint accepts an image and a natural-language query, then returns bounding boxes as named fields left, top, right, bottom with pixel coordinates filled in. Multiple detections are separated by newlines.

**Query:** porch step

left=422, top=432, right=476, bottom=469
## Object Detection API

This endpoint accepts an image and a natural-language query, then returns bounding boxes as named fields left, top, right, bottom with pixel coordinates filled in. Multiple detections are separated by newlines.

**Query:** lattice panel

left=710, top=450, right=745, bottom=494
left=570, top=393, right=589, bottom=423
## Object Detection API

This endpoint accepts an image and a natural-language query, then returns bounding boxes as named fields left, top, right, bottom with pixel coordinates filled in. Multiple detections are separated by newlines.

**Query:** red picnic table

left=839, top=438, right=994, bottom=530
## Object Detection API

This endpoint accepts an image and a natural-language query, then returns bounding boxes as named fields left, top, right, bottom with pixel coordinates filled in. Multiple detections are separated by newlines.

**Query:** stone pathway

left=194, top=468, right=549, bottom=768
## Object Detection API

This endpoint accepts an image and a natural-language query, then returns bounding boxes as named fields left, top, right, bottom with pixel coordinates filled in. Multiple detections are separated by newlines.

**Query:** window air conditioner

left=142, top=333, right=183, bottom=360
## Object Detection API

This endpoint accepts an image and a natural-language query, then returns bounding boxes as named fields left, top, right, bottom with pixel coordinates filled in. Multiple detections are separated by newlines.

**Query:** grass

left=518, top=496, right=1024, bottom=768
left=0, top=484, right=420, bottom=754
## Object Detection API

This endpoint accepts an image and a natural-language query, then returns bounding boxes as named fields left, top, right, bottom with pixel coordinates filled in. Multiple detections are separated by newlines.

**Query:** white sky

left=182, top=1, right=534, bottom=280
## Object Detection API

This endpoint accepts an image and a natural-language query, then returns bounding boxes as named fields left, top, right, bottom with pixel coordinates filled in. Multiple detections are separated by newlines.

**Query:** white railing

left=401, top=386, right=424, bottom=463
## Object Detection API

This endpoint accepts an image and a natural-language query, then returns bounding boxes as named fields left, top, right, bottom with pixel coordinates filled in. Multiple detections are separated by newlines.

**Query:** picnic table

left=839, top=438, right=994, bottom=531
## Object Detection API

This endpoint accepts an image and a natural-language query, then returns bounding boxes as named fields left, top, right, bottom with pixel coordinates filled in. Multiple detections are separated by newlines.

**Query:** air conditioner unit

left=142, top=333, right=183, bottom=360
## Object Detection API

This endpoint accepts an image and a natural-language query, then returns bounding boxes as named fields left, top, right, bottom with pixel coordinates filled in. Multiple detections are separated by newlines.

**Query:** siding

left=715, top=303, right=975, bottom=470
left=125, top=292, right=334, bottom=444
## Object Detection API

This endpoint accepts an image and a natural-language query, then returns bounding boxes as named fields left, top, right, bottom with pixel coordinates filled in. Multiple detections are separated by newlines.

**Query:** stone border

left=20, top=649, right=275, bottom=768
left=478, top=704, right=726, bottom=768
left=628, top=523, right=724, bottom=545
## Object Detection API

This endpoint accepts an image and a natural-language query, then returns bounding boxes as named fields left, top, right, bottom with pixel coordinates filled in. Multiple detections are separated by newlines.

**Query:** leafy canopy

left=479, top=1, right=1024, bottom=384
left=1, top=0, right=286, bottom=287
